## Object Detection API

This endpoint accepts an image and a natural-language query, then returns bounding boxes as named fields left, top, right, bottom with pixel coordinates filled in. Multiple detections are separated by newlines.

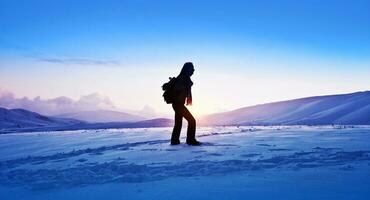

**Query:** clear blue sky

left=0, top=0, right=369, bottom=116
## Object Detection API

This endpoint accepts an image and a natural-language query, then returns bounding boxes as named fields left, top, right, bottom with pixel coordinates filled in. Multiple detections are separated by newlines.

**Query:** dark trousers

left=171, top=103, right=196, bottom=142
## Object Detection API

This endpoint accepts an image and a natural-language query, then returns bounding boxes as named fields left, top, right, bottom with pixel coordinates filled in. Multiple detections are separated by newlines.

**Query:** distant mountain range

left=54, top=110, right=146, bottom=123
left=200, top=91, right=370, bottom=126
left=0, top=107, right=83, bottom=129
left=1, top=91, right=369, bottom=133
left=0, top=107, right=173, bottom=134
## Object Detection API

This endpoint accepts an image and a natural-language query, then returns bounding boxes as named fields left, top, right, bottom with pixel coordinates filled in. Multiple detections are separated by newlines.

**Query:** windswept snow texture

left=0, top=126, right=370, bottom=200
left=201, top=91, right=370, bottom=125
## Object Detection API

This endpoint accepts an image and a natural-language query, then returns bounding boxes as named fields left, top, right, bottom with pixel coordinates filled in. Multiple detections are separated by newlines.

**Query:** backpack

left=162, top=77, right=177, bottom=104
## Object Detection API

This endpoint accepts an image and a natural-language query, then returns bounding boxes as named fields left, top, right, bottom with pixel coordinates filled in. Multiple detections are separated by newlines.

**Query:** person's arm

left=186, top=81, right=192, bottom=106
left=186, top=91, right=192, bottom=106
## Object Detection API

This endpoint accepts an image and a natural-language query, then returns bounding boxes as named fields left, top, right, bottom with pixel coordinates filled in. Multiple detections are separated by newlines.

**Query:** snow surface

left=0, top=126, right=370, bottom=200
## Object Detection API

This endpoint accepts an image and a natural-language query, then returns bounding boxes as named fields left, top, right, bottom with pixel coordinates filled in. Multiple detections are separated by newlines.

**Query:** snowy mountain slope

left=0, top=107, right=83, bottom=129
left=54, top=109, right=146, bottom=123
left=201, top=91, right=370, bottom=125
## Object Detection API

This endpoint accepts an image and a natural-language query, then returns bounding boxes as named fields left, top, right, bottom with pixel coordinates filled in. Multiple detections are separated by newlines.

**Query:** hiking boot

left=170, top=140, right=180, bottom=145
left=186, top=140, right=201, bottom=146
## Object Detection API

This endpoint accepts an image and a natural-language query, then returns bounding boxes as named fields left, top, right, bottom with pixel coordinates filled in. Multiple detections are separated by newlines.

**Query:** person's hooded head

left=179, top=62, right=195, bottom=77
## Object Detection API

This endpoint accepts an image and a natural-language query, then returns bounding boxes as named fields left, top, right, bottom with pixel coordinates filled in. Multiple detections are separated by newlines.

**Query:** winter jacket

left=173, top=74, right=193, bottom=104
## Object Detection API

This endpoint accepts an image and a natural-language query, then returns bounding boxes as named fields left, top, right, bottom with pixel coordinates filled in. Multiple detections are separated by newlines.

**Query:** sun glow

left=186, top=101, right=219, bottom=119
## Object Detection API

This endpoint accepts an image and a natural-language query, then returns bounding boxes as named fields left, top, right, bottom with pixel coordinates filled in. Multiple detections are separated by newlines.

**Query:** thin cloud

left=38, top=57, right=120, bottom=66
left=0, top=92, right=117, bottom=116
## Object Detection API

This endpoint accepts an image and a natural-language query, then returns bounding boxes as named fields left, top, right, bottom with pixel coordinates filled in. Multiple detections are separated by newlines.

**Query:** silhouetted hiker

left=162, top=62, right=200, bottom=146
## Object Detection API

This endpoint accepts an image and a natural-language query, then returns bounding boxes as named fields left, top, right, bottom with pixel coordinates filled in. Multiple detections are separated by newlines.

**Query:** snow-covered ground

left=0, top=126, right=370, bottom=200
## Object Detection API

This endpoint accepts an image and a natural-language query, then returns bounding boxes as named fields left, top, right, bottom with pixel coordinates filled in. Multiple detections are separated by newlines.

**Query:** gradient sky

left=0, top=0, right=369, bottom=117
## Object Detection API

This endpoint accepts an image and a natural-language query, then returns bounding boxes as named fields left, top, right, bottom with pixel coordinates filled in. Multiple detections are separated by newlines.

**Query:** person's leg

left=178, top=105, right=197, bottom=143
left=171, top=104, right=183, bottom=144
